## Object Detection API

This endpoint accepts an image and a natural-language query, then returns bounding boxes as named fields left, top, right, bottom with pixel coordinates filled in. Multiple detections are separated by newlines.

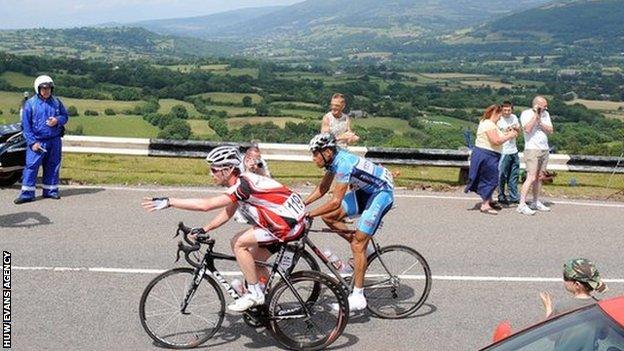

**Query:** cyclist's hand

left=189, top=227, right=207, bottom=240
left=141, top=197, right=170, bottom=212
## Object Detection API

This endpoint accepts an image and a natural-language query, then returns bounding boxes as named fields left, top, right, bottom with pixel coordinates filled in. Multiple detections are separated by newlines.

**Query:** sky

left=0, top=0, right=303, bottom=29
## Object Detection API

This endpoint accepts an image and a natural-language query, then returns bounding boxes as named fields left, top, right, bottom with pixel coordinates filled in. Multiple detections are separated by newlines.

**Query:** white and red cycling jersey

left=226, top=172, right=305, bottom=241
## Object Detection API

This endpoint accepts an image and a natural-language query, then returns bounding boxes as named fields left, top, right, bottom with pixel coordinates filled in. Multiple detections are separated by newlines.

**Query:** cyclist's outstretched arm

left=202, top=202, right=238, bottom=232
left=308, top=182, right=348, bottom=218
left=141, top=194, right=232, bottom=212
left=304, top=172, right=334, bottom=206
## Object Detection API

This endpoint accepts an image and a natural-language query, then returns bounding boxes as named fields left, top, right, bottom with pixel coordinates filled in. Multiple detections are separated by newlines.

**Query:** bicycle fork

left=180, top=265, right=207, bottom=314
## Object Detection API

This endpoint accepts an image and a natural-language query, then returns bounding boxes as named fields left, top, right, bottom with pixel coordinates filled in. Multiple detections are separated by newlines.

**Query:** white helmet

left=309, top=133, right=337, bottom=152
left=205, top=146, right=242, bottom=169
left=33, top=75, right=54, bottom=94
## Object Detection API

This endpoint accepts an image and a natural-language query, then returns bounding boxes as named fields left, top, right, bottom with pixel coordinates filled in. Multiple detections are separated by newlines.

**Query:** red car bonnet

left=598, top=295, right=624, bottom=328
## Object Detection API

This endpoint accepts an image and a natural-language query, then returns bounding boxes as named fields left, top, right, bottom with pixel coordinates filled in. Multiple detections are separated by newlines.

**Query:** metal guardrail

left=3, top=134, right=624, bottom=179
left=61, top=136, right=624, bottom=174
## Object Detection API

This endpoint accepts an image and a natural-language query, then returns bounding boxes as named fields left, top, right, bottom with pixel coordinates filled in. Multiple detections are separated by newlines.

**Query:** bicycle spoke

left=140, top=269, right=225, bottom=348
left=364, top=246, right=431, bottom=319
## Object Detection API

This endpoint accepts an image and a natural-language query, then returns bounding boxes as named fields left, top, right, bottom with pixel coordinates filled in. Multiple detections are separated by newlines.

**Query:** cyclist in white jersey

left=304, top=133, right=394, bottom=311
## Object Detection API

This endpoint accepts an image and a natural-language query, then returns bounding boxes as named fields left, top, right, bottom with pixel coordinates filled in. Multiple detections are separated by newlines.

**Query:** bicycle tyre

left=364, top=245, right=431, bottom=319
left=139, top=268, right=225, bottom=348
left=266, top=270, right=349, bottom=351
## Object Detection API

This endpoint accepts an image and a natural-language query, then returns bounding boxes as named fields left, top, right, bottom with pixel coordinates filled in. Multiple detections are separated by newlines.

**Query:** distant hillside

left=221, top=0, right=550, bottom=36
left=134, top=6, right=286, bottom=38
left=127, top=0, right=551, bottom=56
left=0, top=27, right=233, bottom=60
left=455, top=0, right=624, bottom=49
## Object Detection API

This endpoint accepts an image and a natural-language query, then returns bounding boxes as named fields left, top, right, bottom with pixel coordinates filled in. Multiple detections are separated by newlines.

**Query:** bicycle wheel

left=364, top=245, right=431, bottom=319
left=266, top=271, right=349, bottom=351
left=139, top=268, right=225, bottom=348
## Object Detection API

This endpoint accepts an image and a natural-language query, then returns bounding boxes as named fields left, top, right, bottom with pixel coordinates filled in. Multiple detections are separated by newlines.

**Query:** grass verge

left=59, top=154, right=624, bottom=201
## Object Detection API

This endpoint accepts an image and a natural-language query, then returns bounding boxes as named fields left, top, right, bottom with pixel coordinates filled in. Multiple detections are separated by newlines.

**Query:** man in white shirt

left=517, top=96, right=554, bottom=215
left=321, top=93, right=359, bottom=147
left=497, top=101, right=521, bottom=205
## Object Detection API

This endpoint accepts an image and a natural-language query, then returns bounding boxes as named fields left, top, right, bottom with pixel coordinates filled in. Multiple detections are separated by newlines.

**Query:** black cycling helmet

left=205, top=146, right=242, bottom=170
left=309, top=133, right=337, bottom=152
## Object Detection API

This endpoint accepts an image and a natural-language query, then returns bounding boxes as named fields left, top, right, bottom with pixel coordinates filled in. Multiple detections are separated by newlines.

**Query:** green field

left=153, top=64, right=230, bottom=73
left=203, top=105, right=255, bottom=117
left=158, top=99, right=202, bottom=117
left=353, top=117, right=416, bottom=134
left=195, top=92, right=262, bottom=104
left=187, top=119, right=216, bottom=137
left=1, top=71, right=34, bottom=88
left=227, top=117, right=306, bottom=128
left=65, top=115, right=159, bottom=137
left=272, top=101, right=322, bottom=109
left=425, top=114, right=476, bottom=129
left=212, top=67, right=259, bottom=78
left=0, top=91, right=24, bottom=117
left=62, top=97, right=143, bottom=114
left=460, top=80, right=512, bottom=89
left=0, top=91, right=143, bottom=117
left=567, top=99, right=624, bottom=111
left=421, top=73, right=489, bottom=79
left=280, top=108, right=321, bottom=119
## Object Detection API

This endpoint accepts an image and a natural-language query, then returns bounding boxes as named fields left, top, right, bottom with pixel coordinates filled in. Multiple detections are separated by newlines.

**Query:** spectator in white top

left=517, top=96, right=554, bottom=216
left=321, top=93, right=359, bottom=147
left=496, top=101, right=521, bottom=205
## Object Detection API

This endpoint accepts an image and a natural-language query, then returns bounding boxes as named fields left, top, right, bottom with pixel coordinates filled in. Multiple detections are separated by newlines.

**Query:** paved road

left=2, top=185, right=623, bottom=350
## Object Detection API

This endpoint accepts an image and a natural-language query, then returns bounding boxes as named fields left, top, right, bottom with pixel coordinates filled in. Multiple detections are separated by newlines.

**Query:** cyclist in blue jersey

left=304, top=133, right=394, bottom=311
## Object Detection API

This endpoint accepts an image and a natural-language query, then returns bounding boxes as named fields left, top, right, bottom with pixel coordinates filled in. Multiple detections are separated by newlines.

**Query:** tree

left=67, top=105, right=78, bottom=116
left=170, top=104, right=189, bottom=119
left=158, top=119, right=191, bottom=140
left=242, top=96, right=253, bottom=107
left=255, top=102, right=270, bottom=116
left=208, top=116, right=229, bottom=138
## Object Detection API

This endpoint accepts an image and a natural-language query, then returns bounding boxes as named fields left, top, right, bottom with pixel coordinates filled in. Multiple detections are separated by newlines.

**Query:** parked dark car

left=0, top=123, right=26, bottom=186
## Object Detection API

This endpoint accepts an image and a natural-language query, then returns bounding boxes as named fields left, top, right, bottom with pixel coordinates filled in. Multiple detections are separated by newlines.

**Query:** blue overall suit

left=17, top=95, right=68, bottom=201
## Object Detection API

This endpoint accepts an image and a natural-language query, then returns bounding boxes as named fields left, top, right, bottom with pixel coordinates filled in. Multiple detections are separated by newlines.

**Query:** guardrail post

left=458, top=167, right=469, bottom=185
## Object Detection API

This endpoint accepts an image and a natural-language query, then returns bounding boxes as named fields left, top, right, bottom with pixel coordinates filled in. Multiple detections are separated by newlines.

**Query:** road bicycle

left=182, top=218, right=432, bottom=319
left=275, top=222, right=432, bottom=319
left=139, top=221, right=349, bottom=350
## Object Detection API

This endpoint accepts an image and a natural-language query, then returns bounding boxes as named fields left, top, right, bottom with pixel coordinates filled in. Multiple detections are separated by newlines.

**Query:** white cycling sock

left=352, top=287, right=364, bottom=296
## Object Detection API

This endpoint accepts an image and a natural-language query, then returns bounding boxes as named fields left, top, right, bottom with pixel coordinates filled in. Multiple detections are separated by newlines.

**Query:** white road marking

left=60, top=185, right=624, bottom=208
left=12, top=266, right=624, bottom=283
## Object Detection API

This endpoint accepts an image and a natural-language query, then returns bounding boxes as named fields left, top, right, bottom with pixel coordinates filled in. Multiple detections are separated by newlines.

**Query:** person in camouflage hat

left=563, top=258, right=608, bottom=293
left=540, top=258, right=608, bottom=318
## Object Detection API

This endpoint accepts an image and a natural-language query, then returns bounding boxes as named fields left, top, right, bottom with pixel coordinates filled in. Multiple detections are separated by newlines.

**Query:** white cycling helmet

left=33, top=75, right=54, bottom=94
left=309, top=133, right=337, bottom=152
left=206, top=146, right=242, bottom=169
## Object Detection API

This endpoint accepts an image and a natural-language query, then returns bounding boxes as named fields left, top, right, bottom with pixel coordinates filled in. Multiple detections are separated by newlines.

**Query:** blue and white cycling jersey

left=328, top=149, right=394, bottom=193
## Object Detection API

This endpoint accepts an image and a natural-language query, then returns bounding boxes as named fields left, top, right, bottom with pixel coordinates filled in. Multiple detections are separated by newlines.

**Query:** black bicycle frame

left=180, top=241, right=313, bottom=318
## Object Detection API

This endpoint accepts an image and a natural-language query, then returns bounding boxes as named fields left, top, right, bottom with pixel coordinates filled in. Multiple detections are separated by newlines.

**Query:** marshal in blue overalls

left=14, top=75, right=68, bottom=204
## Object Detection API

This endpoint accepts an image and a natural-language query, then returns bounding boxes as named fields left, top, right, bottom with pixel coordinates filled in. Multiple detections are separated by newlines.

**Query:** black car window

left=484, top=306, right=624, bottom=351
